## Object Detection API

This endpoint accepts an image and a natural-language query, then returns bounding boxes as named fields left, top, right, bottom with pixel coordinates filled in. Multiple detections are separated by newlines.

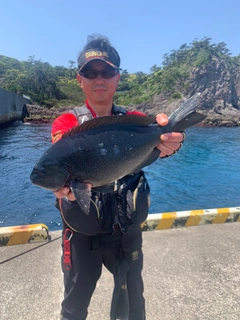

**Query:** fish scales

left=46, top=124, right=161, bottom=187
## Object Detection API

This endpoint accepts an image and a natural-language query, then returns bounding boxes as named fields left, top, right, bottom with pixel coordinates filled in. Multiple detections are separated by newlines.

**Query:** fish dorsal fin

left=63, top=115, right=156, bottom=137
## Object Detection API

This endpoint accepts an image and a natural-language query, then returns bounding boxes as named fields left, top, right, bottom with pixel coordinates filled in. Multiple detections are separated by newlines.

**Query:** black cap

left=78, top=49, right=120, bottom=71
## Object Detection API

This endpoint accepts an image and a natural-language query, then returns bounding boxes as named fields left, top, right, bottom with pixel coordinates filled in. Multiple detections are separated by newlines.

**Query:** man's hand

left=54, top=183, right=92, bottom=201
left=156, top=114, right=185, bottom=158
left=54, top=187, right=76, bottom=201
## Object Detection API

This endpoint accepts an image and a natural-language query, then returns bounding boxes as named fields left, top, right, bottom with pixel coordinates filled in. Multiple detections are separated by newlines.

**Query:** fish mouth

left=30, top=170, right=52, bottom=189
left=30, top=168, right=45, bottom=183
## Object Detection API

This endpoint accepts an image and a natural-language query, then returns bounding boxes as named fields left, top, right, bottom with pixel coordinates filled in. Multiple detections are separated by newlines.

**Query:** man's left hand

left=156, top=114, right=185, bottom=158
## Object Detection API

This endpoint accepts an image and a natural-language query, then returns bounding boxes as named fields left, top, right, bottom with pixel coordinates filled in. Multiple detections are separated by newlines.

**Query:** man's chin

left=93, top=93, right=108, bottom=101
left=94, top=90, right=106, bottom=95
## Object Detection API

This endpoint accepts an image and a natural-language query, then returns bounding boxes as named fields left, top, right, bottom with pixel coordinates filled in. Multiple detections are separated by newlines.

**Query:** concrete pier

left=0, top=88, right=31, bottom=127
left=1, top=223, right=240, bottom=320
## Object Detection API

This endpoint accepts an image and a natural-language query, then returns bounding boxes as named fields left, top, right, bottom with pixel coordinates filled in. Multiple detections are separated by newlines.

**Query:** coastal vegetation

left=0, top=37, right=240, bottom=108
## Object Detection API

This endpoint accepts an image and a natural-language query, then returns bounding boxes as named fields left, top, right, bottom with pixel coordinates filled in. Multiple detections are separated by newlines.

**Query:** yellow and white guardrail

left=1, top=207, right=239, bottom=246
left=0, top=223, right=50, bottom=246
left=142, top=207, right=240, bottom=231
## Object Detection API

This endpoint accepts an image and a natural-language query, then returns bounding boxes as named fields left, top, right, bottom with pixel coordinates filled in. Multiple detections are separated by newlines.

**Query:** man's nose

left=95, top=75, right=105, bottom=81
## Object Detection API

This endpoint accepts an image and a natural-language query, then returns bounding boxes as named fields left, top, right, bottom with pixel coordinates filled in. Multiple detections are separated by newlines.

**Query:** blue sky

left=0, top=0, right=239, bottom=74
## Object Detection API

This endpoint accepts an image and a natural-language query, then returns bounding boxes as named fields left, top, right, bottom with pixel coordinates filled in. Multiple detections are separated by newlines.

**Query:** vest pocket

left=116, top=171, right=150, bottom=233
left=133, top=175, right=150, bottom=224
left=57, top=193, right=113, bottom=236
left=60, top=199, right=100, bottom=235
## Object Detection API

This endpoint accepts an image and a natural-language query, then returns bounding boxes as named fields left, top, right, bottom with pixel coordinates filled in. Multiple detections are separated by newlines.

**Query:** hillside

left=1, top=37, right=240, bottom=126
left=130, top=55, right=240, bottom=127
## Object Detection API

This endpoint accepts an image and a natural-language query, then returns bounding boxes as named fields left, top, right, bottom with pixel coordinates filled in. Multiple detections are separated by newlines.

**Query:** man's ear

left=77, top=74, right=81, bottom=85
left=116, top=73, right=120, bottom=84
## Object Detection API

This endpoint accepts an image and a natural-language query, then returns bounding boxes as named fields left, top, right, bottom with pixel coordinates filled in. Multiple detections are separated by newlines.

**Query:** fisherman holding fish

left=30, top=35, right=205, bottom=320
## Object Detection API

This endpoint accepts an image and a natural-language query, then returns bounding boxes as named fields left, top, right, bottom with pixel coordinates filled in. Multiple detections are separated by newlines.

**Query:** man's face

left=77, top=60, right=120, bottom=104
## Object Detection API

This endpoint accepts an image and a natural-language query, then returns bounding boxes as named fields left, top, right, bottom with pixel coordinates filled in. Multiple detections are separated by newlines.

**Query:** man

left=52, top=35, right=184, bottom=320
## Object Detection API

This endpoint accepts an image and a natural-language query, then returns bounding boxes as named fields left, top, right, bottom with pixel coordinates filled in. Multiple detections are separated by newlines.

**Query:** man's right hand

left=54, top=183, right=92, bottom=201
left=54, top=187, right=76, bottom=201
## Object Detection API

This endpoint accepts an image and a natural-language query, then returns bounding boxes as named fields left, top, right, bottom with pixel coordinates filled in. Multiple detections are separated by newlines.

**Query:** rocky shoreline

left=24, top=103, right=240, bottom=128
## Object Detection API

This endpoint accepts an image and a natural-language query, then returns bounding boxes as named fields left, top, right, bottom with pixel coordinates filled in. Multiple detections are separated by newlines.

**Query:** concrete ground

left=1, top=222, right=240, bottom=320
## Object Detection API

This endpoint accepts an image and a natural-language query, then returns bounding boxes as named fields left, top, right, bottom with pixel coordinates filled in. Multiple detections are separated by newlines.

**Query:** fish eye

left=39, top=168, right=46, bottom=175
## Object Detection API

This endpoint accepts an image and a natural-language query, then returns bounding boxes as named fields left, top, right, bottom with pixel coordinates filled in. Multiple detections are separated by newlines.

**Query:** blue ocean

left=0, top=122, right=239, bottom=231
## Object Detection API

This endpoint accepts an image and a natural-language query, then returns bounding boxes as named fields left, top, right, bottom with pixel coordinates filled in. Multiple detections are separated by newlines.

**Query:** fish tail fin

left=168, top=93, right=206, bottom=131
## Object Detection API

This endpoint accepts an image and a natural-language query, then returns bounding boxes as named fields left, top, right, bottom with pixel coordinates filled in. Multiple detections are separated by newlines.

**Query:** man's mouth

left=94, top=87, right=106, bottom=91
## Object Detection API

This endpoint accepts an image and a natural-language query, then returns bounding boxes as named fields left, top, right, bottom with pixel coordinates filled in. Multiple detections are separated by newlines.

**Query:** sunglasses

left=79, top=68, right=119, bottom=79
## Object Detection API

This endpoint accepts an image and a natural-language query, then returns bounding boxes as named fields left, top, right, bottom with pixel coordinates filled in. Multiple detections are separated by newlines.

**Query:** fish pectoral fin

left=70, top=180, right=92, bottom=215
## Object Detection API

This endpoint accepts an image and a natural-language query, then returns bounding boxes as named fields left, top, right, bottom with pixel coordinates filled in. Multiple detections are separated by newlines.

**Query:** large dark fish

left=30, top=94, right=206, bottom=214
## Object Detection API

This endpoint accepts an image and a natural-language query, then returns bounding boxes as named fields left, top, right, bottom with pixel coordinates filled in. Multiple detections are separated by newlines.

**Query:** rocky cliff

left=129, top=56, right=240, bottom=127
